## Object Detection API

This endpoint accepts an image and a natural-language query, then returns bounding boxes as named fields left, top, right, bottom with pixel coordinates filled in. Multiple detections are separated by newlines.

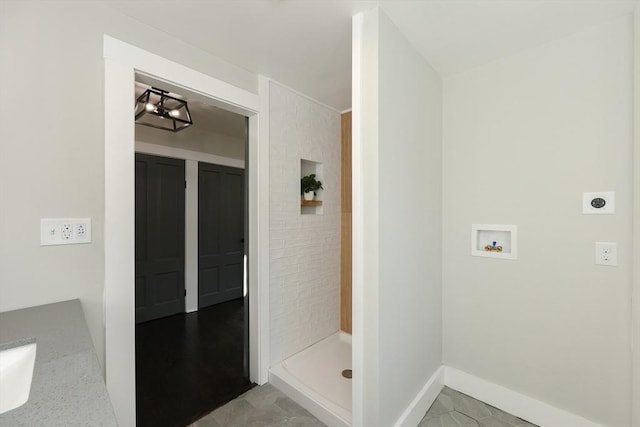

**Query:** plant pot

left=303, top=191, right=314, bottom=201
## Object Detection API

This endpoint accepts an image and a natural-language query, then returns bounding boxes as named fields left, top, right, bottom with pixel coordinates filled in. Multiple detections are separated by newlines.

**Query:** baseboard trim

left=443, top=367, right=604, bottom=427
left=270, top=362, right=606, bottom=427
left=393, top=366, right=445, bottom=427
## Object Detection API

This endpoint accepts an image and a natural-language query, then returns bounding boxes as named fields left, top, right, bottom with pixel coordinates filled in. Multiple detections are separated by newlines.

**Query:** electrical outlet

left=41, top=218, right=92, bottom=246
left=595, top=242, right=617, bottom=266
left=74, top=220, right=91, bottom=243
left=75, top=223, right=86, bottom=237
left=61, top=223, right=73, bottom=240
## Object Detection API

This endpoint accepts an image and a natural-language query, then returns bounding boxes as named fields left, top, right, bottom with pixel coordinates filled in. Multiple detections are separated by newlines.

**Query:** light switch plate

left=583, top=191, right=615, bottom=214
left=41, top=218, right=92, bottom=246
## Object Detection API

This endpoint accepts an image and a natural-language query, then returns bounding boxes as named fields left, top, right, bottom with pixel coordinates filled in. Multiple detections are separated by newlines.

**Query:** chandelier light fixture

left=135, top=87, right=193, bottom=132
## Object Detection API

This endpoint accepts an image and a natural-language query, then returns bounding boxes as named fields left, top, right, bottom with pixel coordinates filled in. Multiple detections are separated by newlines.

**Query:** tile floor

left=189, top=384, right=324, bottom=427
left=419, top=387, right=538, bottom=427
left=191, top=384, right=538, bottom=427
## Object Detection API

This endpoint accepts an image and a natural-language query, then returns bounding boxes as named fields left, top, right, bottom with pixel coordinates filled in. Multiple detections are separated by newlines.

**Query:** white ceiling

left=109, top=0, right=637, bottom=112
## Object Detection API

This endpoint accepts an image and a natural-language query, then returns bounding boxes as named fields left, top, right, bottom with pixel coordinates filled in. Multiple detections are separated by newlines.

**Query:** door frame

left=633, top=3, right=640, bottom=425
left=104, top=36, right=270, bottom=426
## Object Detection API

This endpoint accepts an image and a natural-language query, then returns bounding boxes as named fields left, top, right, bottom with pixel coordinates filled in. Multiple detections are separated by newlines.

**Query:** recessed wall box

left=471, top=224, right=517, bottom=260
left=300, top=159, right=324, bottom=215
left=582, top=191, right=615, bottom=214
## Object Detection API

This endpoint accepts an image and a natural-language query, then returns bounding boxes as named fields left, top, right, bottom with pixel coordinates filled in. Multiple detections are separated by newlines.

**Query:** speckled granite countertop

left=0, top=300, right=117, bottom=426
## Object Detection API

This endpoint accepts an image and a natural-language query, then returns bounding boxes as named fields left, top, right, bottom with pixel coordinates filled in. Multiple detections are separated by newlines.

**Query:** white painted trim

left=268, top=78, right=341, bottom=114
left=351, top=12, right=365, bottom=427
left=392, top=367, right=444, bottom=427
left=444, top=367, right=604, bottom=427
left=104, top=57, right=137, bottom=427
left=184, top=160, right=198, bottom=313
left=104, top=36, right=259, bottom=114
left=104, top=36, right=267, bottom=425
left=256, top=76, right=271, bottom=384
left=355, top=9, right=382, bottom=427
left=632, top=3, right=640, bottom=426
left=135, top=141, right=245, bottom=169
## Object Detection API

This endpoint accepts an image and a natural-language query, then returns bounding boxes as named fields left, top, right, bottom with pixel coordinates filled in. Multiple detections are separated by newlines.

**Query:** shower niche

left=300, top=158, right=324, bottom=215
left=471, top=224, right=517, bottom=260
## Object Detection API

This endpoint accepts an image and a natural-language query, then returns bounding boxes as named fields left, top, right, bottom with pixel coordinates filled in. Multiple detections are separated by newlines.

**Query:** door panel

left=220, top=264, right=242, bottom=291
left=135, top=153, right=185, bottom=323
left=200, top=267, right=220, bottom=295
left=198, top=163, right=245, bottom=308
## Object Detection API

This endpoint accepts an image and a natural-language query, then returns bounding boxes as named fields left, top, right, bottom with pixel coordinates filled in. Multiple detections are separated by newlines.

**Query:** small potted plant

left=301, top=174, right=323, bottom=201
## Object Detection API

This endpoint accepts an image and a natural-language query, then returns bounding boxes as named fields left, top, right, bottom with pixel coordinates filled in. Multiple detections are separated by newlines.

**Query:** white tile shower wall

left=269, top=81, right=341, bottom=365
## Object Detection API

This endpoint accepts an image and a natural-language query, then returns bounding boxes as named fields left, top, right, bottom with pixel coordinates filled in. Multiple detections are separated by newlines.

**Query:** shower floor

left=270, top=331, right=352, bottom=427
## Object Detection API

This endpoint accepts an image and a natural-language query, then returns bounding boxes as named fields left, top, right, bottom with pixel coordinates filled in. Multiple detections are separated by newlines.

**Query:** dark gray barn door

left=135, top=153, right=185, bottom=323
left=198, top=163, right=245, bottom=308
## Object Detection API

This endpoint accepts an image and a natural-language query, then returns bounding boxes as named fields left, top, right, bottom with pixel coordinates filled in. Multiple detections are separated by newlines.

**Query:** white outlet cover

left=41, top=218, right=92, bottom=246
left=582, top=191, right=615, bottom=214
left=595, top=241, right=617, bottom=266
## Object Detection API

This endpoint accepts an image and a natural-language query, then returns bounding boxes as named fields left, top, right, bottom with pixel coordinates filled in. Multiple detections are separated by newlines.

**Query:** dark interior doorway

left=198, top=162, right=245, bottom=308
left=134, top=154, right=252, bottom=426
left=135, top=154, right=186, bottom=324
left=133, top=82, right=253, bottom=426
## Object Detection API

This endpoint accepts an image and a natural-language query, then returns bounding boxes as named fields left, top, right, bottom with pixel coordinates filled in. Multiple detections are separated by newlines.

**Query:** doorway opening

left=104, top=36, right=268, bottom=427
left=133, top=79, right=253, bottom=426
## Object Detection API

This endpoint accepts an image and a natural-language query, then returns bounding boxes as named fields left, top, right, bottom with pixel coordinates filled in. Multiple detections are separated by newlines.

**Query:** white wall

left=0, top=0, right=257, bottom=368
left=377, top=11, right=443, bottom=427
left=268, top=81, right=341, bottom=364
left=355, top=8, right=443, bottom=427
left=136, top=125, right=245, bottom=160
left=442, top=16, right=633, bottom=427
left=352, top=11, right=380, bottom=426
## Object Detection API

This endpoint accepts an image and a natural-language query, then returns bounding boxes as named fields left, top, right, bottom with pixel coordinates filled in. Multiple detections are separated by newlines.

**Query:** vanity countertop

left=0, top=300, right=117, bottom=426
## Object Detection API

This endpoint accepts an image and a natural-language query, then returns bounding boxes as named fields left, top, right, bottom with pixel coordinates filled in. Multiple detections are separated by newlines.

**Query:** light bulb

left=145, top=103, right=154, bottom=112
left=169, top=109, right=180, bottom=117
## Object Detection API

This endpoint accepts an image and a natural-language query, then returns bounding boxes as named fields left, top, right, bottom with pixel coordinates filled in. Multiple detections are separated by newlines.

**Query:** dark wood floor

left=136, top=298, right=254, bottom=427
